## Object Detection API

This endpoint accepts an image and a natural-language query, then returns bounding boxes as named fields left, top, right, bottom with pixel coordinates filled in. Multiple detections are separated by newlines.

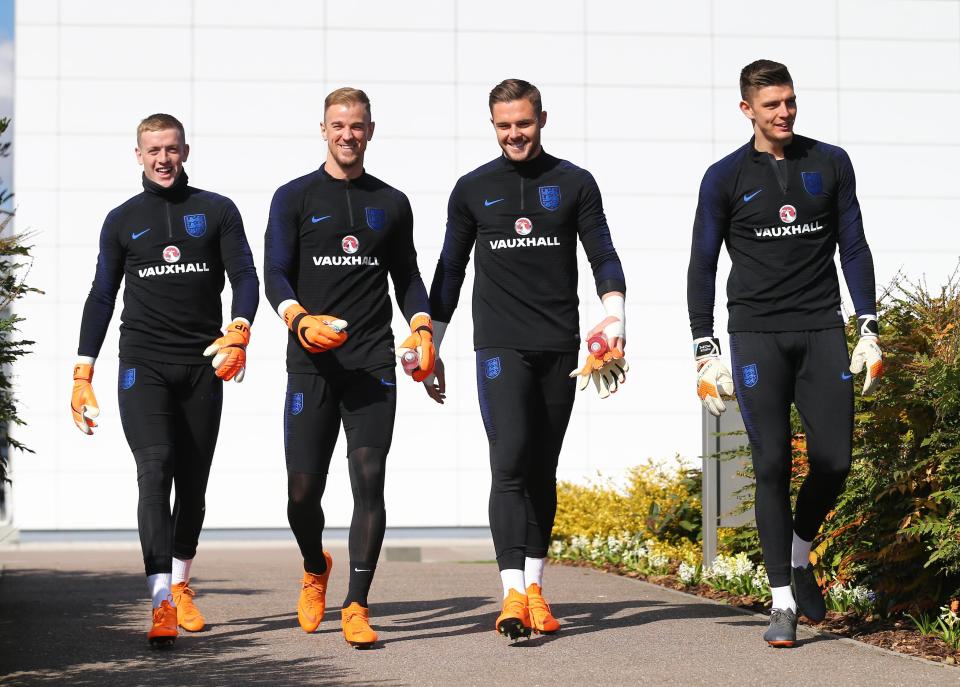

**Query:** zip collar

left=142, top=171, right=189, bottom=201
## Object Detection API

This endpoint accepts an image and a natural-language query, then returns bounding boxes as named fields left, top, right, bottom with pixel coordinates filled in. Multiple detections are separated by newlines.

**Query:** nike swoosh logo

left=354, top=568, right=372, bottom=572
left=743, top=189, right=763, bottom=202
left=131, top=228, right=151, bottom=240
left=841, top=372, right=853, bottom=380
left=484, top=198, right=504, bottom=207
left=380, top=378, right=396, bottom=387
left=311, top=215, right=331, bottom=223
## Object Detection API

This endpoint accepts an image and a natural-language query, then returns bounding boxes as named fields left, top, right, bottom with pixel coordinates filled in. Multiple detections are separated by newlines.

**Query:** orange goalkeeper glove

left=282, top=303, right=348, bottom=354
left=71, top=362, right=99, bottom=435
left=203, top=318, right=251, bottom=382
left=569, top=335, right=629, bottom=399
left=396, top=313, right=435, bottom=383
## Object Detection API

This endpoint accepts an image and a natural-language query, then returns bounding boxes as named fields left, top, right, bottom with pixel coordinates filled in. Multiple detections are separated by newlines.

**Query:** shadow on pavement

left=0, top=567, right=392, bottom=687
left=545, top=597, right=760, bottom=640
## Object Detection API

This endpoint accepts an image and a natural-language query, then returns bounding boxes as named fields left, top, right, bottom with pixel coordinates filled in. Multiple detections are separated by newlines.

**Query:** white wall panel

left=11, top=0, right=960, bottom=531
left=838, top=0, right=960, bottom=40
left=586, top=0, right=711, bottom=34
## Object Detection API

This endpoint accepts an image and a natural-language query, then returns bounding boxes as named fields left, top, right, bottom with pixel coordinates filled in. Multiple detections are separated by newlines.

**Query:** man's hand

left=282, top=303, right=348, bottom=354
left=423, top=357, right=446, bottom=404
left=849, top=315, right=882, bottom=396
left=396, top=313, right=435, bottom=383
left=71, top=362, right=99, bottom=435
left=203, top=319, right=250, bottom=382
left=694, top=336, right=734, bottom=416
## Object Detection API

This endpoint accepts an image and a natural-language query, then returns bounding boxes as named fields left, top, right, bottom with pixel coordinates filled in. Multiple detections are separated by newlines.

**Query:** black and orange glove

left=396, top=313, right=435, bottom=383
left=71, top=362, right=99, bottom=435
left=283, top=303, right=348, bottom=354
left=203, top=318, right=251, bottom=382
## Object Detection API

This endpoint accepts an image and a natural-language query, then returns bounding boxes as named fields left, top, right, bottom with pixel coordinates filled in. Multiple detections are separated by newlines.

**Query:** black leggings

left=119, top=359, right=222, bottom=575
left=287, top=447, right=388, bottom=574
left=730, top=330, right=853, bottom=588
left=476, top=348, right=577, bottom=571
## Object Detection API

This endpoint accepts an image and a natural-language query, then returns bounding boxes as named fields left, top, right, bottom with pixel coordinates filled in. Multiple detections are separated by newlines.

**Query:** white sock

left=147, top=573, right=173, bottom=608
left=524, top=557, right=545, bottom=589
left=172, top=557, right=193, bottom=585
left=791, top=532, right=813, bottom=569
left=500, top=569, right=525, bottom=598
left=770, top=585, right=797, bottom=612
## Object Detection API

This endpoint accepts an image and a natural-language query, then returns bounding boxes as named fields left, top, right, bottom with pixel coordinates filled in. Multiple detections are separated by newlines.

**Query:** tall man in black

left=73, top=113, right=259, bottom=646
left=687, top=60, right=883, bottom=647
left=428, top=79, right=628, bottom=640
left=264, top=87, right=434, bottom=649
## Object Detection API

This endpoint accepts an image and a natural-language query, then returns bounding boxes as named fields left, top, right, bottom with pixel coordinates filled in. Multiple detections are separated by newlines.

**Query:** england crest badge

left=539, top=185, right=561, bottom=211
left=365, top=207, right=386, bottom=231
left=742, top=363, right=759, bottom=388
left=484, top=357, right=502, bottom=380
left=183, top=213, right=207, bottom=237
left=120, top=368, right=137, bottom=390
left=801, top=171, right=823, bottom=196
left=290, top=392, right=304, bottom=416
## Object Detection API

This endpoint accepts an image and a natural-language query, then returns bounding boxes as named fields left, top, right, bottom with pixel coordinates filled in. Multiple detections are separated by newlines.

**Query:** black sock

left=343, top=561, right=375, bottom=608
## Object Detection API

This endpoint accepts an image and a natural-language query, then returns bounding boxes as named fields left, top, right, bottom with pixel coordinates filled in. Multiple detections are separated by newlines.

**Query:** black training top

left=78, top=172, right=260, bottom=364
left=263, top=166, right=429, bottom=374
left=686, top=134, right=876, bottom=339
left=430, top=151, right=626, bottom=352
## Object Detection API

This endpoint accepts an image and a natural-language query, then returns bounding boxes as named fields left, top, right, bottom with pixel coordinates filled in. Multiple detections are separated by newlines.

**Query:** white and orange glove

left=71, top=359, right=99, bottom=435
left=569, top=293, right=628, bottom=399
left=849, top=315, right=882, bottom=396
left=396, top=312, right=436, bottom=383
left=282, top=302, right=348, bottom=353
left=422, top=321, right=448, bottom=404
left=203, top=318, right=251, bottom=382
left=694, top=336, right=734, bottom=416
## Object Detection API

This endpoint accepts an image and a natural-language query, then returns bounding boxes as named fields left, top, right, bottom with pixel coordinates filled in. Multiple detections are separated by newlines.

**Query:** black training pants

left=118, top=359, right=223, bottom=576
left=729, top=329, right=853, bottom=588
left=476, top=348, right=577, bottom=571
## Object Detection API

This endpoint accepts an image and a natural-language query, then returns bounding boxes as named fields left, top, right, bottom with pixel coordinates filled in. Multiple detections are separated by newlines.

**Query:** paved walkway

left=1, top=540, right=958, bottom=686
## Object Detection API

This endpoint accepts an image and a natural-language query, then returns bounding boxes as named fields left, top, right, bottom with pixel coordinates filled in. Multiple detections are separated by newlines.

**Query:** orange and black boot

left=147, top=599, right=178, bottom=648
left=297, top=551, right=334, bottom=633
left=341, top=602, right=378, bottom=649
left=172, top=581, right=206, bottom=632
left=495, top=589, right=531, bottom=640
left=526, top=583, right=560, bottom=634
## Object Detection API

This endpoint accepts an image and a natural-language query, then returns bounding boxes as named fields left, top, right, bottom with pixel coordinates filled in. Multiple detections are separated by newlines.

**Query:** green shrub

left=819, top=272, right=960, bottom=612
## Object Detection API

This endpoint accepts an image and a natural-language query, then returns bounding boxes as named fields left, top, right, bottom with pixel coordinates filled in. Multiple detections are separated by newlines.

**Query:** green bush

left=0, top=118, right=38, bottom=481
left=819, top=272, right=960, bottom=612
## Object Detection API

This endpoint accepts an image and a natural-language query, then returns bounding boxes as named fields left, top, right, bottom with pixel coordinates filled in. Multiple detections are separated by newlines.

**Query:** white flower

left=678, top=562, right=698, bottom=584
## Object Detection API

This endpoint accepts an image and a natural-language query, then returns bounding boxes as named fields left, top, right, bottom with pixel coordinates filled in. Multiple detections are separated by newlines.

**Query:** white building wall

left=10, top=0, right=960, bottom=529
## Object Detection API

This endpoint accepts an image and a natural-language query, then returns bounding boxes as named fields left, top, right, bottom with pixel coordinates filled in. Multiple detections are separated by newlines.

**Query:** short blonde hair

left=324, top=87, right=372, bottom=120
left=137, top=113, right=185, bottom=145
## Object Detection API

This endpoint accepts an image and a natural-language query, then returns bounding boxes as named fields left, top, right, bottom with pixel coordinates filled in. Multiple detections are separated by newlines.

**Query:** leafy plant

left=0, top=117, right=38, bottom=482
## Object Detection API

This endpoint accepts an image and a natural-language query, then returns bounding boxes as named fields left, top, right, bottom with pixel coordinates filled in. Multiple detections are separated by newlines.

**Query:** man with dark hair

left=427, top=78, right=628, bottom=640
left=687, top=59, right=882, bottom=647
left=73, top=113, right=260, bottom=646
left=264, top=87, right=434, bottom=649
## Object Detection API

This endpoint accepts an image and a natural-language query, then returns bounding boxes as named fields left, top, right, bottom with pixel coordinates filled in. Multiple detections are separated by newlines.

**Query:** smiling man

left=686, top=60, right=882, bottom=647
left=73, top=113, right=259, bottom=646
left=264, top=87, right=433, bottom=649
left=427, top=78, right=627, bottom=640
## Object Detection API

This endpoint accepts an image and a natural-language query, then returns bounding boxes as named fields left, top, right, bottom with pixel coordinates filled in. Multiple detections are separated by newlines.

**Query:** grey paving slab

left=1, top=544, right=958, bottom=686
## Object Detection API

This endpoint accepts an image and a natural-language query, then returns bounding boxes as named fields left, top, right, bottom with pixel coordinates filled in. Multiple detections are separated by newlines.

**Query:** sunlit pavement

left=1, top=536, right=957, bottom=686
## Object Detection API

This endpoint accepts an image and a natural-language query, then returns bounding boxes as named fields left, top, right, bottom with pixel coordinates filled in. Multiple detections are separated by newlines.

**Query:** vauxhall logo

left=753, top=204, right=824, bottom=239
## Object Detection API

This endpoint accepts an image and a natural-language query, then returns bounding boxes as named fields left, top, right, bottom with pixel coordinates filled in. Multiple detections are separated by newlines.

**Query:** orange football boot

left=341, top=602, right=377, bottom=649
left=147, top=599, right=178, bottom=647
left=172, top=581, right=205, bottom=632
left=495, top=589, right=531, bottom=640
left=297, top=551, right=333, bottom=633
left=526, top=583, right=560, bottom=634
